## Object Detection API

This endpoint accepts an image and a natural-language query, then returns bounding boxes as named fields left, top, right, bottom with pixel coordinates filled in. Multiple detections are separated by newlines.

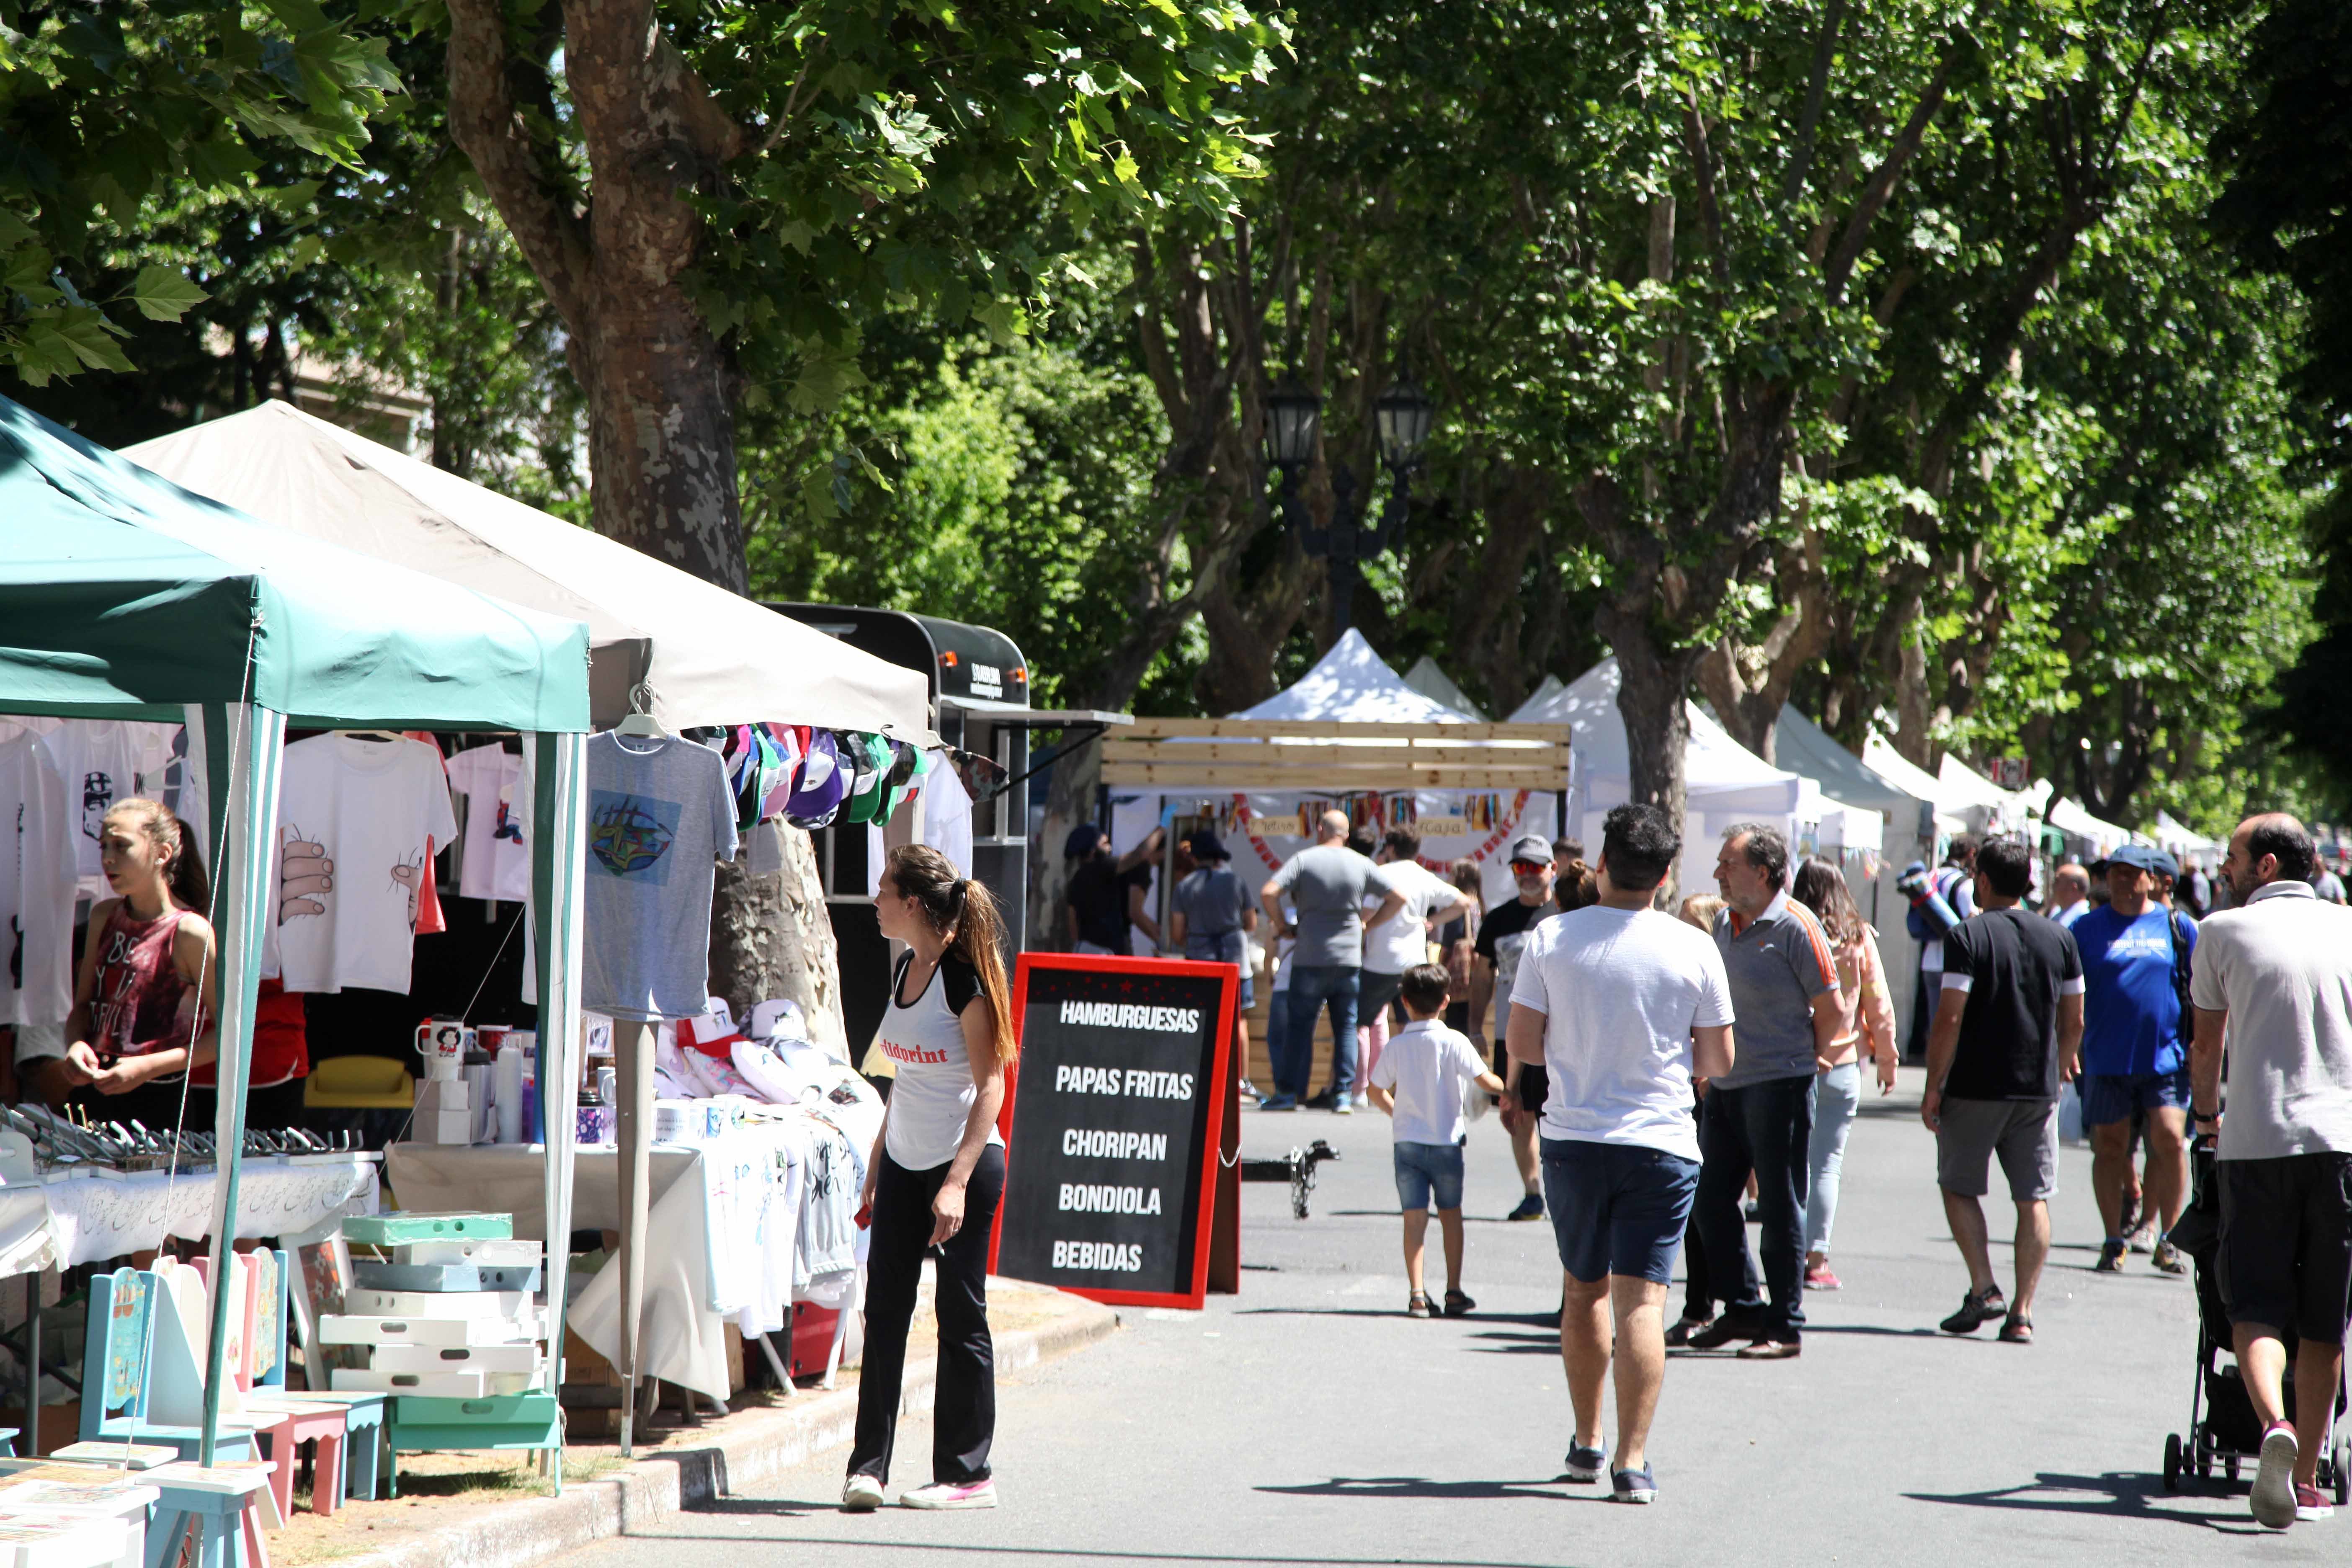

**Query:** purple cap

left=785, top=729, right=848, bottom=823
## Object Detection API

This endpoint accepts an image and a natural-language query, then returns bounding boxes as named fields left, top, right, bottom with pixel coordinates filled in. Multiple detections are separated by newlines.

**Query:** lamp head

left=1265, top=381, right=1322, bottom=469
left=1374, top=379, right=1434, bottom=470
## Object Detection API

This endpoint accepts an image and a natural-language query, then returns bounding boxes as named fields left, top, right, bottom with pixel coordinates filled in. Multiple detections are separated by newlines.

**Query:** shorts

left=1359, top=970, right=1406, bottom=1028
left=1540, top=1137, right=1701, bottom=1284
left=2081, top=1068, right=2191, bottom=1127
left=1184, top=931, right=1254, bottom=1011
left=1495, top=1039, right=1547, bottom=1114
left=1394, top=1140, right=1466, bottom=1212
left=1936, top=1097, right=2059, bottom=1201
left=2218, top=1153, right=2352, bottom=1346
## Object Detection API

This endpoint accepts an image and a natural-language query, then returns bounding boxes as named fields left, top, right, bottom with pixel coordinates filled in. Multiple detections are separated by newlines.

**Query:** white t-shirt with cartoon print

left=268, top=734, right=456, bottom=994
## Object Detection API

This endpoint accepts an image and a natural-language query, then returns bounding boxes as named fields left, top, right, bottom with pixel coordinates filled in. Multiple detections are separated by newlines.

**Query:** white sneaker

left=900, top=1478, right=998, bottom=1510
left=842, top=1473, right=885, bottom=1512
left=2251, top=1424, right=2298, bottom=1530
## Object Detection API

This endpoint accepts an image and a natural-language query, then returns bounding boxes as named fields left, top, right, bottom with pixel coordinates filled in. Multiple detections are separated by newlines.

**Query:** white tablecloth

left=0, top=1156, right=381, bottom=1276
left=386, top=1142, right=735, bottom=1400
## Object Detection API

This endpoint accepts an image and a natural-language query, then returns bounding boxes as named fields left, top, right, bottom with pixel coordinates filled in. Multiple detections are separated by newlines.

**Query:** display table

left=0, top=1157, right=380, bottom=1277
left=386, top=1144, right=732, bottom=1401
left=386, top=1127, right=851, bottom=1405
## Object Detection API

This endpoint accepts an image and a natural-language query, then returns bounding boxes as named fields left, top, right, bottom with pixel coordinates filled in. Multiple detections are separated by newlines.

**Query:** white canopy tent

left=1861, top=735, right=1981, bottom=841
left=125, top=400, right=931, bottom=739
left=2155, top=810, right=2220, bottom=864
left=1236, top=630, right=1480, bottom=724
left=1509, top=658, right=1804, bottom=894
left=2048, top=796, right=2142, bottom=858
left=1399, top=655, right=1488, bottom=720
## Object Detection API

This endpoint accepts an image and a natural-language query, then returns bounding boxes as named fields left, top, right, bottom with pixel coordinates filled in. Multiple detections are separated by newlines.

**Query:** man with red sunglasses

left=1472, top=833, right=1561, bottom=1220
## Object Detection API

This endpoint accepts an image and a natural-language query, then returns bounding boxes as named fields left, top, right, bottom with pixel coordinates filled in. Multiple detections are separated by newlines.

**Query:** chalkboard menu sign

left=989, top=953, right=1237, bottom=1309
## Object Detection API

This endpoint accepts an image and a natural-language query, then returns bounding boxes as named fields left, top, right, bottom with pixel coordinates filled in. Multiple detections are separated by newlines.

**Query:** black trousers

left=848, top=1143, right=1006, bottom=1486
left=1681, top=1091, right=1717, bottom=1320
left=1693, top=1073, right=1816, bottom=1341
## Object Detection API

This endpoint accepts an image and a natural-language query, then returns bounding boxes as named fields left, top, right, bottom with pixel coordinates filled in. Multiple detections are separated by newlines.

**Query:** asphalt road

left=556, top=1068, right=2344, bottom=1566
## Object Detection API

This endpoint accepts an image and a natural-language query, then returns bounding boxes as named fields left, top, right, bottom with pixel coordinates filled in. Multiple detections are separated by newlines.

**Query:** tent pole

left=530, top=730, right=588, bottom=1493
left=614, top=1019, right=653, bottom=1457
left=198, top=702, right=285, bottom=1466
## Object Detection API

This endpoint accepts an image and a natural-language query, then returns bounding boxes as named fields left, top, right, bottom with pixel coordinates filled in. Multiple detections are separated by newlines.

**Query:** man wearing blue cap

left=2071, top=843, right=2197, bottom=1274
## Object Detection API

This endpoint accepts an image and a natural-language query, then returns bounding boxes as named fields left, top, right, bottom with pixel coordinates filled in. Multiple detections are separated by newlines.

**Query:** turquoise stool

left=78, top=1267, right=261, bottom=1464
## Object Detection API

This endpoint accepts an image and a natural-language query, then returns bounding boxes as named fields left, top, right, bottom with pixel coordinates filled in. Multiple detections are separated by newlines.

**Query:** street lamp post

left=1264, top=378, right=1434, bottom=639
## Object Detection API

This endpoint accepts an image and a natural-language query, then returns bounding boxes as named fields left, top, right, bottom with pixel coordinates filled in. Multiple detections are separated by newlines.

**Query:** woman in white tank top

left=843, top=844, right=1017, bottom=1514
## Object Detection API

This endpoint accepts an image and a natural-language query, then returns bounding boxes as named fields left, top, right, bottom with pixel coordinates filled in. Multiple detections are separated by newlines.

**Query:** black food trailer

left=766, top=605, right=1127, bottom=1063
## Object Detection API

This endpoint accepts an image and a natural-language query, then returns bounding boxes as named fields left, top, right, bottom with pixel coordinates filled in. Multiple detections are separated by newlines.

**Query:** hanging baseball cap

left=784, top=729, right=848, bottom=825
left=842, top=732, right=891, bottom=825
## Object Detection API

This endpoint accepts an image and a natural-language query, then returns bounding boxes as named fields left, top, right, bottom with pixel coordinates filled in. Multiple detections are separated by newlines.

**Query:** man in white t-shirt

left=1362, top=825, right=1478, bottom=1027
left=1506, top=803, right=1735, bottom=1507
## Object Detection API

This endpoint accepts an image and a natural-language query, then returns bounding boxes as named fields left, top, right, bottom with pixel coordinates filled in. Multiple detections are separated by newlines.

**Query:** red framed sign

left=987, top=953, right=1237, bottom=1310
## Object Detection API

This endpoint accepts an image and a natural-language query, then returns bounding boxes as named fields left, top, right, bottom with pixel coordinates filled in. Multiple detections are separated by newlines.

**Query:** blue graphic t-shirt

left=2073, top=905, right=2196, bottom=1077
left=584, top=732, right=738, bottom=1021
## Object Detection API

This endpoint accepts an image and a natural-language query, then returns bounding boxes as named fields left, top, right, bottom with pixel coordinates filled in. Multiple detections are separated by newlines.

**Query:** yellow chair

left=304, top=1055, right=415, bottom=1109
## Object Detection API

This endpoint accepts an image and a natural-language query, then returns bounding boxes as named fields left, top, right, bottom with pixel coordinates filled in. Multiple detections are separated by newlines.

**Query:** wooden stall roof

left=1100, top=717, right=1571, bottom=792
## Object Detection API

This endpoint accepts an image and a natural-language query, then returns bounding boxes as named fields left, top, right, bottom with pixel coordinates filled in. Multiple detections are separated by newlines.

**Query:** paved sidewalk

left=545, top=1068, right=2343, bottom=1566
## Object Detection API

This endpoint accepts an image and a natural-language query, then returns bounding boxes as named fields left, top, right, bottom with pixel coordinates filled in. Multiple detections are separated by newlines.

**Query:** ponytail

left=885, top=843, right=1018, bottom=1062
left=101, top=799, right=210, bottom=914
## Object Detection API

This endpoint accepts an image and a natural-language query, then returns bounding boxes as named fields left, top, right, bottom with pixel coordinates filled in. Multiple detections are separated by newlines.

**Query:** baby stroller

left=2161, top=1137, right=2349, bottom=1501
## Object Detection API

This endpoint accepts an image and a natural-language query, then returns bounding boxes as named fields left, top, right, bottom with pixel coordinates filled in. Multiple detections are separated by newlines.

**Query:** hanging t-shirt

left=268, top=733, right=458, bottom=994
left=0, top=733, right=77, bottom=1026
left=444, top=743, right=532, bottom=903
left=47, top=720, right=168, bottom=892
left=583, top=732, right=738, bottom=1021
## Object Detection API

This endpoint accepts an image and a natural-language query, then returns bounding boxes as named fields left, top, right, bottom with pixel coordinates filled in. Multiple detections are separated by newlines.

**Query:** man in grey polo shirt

left=1262, top=811, right=1405, bottom=1112
left=1689, top=825, right=1843, bottom=1358
left=2190, top=813, right=2352, bottom=1530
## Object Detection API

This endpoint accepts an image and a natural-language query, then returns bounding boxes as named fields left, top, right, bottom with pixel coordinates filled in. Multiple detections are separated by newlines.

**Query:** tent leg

left=614, top=1019, right=654, bottom=1458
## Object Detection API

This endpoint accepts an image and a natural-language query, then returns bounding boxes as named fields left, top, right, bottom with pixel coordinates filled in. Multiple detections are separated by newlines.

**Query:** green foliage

left=0, top=0, right=397, bottom=383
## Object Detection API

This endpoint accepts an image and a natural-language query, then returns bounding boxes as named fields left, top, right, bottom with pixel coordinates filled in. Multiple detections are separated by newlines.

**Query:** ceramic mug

left=414, top=1018, right=474, bottom=1074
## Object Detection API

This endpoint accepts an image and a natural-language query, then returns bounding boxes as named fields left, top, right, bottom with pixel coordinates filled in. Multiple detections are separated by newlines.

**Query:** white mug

left=414, top=1018, right=474, bottom=1074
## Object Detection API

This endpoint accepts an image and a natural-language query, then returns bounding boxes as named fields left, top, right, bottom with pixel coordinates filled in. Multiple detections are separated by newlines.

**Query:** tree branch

left=444, top=0, right=592, bottom=333
left=1681, top=97, right=1734, bottom=299
left=1782, top=0, right=1849, bottom=204
left=1822, top=37, right=1962, bottom=306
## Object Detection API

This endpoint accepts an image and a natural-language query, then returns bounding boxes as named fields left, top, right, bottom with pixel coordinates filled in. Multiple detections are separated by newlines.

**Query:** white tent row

left=2046, top=796, right=2143, bottom=858
left=2155, top=809, right=2221, bottom=861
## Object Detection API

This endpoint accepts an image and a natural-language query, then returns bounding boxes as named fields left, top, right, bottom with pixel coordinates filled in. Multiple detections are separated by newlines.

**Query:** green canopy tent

left=0, top=395, right=593, bottom=1480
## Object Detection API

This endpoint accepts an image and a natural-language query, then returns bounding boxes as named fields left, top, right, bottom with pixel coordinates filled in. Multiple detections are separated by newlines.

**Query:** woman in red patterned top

left=62, top=798, right=219, bottom=1126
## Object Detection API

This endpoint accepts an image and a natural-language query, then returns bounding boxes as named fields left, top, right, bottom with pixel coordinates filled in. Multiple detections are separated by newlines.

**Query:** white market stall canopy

left=2155, top=810, right=2219, bottom=857
left=2048, top=796, right=2142, bottom=856
left=124, top=400, right=931, bottom=738
left=1774, top=706, right=1930, bottom=834
left=1509, top=658, right=1803, bottom=819
left=1400, top=655, right=1488, bottom=720
left=1861, top=734, right=1980, bottom=838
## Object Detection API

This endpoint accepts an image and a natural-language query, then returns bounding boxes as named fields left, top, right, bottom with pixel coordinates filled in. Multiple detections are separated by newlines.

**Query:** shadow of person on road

left=1256, top=1475, right=1583, bottom=1503
left=1903, top=1470, right=2271, bottom=1534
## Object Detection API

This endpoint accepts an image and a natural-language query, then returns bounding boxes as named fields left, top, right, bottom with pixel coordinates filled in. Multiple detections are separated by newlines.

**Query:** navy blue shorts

left=2081, top=1068, right=2191, bottom=1127
left=1394, top=1140, right=1466, bottom=1211
left=1540, top=1137, right=1701, bottom=1284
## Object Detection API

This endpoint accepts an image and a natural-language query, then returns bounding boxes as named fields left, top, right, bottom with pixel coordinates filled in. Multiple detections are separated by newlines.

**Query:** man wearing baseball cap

left=1471, top=831, right=1563, bottom=1220
left=2073, top=843, right=2198, bottom=1274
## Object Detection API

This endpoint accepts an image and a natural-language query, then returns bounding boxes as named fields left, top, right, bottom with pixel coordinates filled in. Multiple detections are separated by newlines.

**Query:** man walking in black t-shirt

left=1921, top=838, right=2084, bottom=1344
left=1471, top=833, right=1559, bottom=1220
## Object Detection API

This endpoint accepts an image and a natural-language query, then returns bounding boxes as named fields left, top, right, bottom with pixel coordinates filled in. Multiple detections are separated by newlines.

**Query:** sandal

left=1443, top=1289, right=1476, bottom=1318
left=1407, top=1292, right=1433, bottom=1318
left=1998, top=1313, right=2033, bottom=1344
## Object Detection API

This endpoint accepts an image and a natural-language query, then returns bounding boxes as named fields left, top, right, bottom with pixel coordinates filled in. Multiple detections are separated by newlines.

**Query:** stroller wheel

left=2226, top=1455, right=2241, bottom=1483
left=2335, top=1434, right=2349, bottom=1507
left=2163, top=1432, right=2182, bottom=1493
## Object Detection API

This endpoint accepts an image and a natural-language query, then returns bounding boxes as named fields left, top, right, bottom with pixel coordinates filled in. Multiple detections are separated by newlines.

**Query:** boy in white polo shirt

left=1369, top=963, right=1508, bottom=1318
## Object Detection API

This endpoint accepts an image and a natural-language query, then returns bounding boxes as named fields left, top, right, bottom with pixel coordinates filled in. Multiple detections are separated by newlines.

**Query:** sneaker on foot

left=2094, top=1238, right=2127, bottom=1273
left=2127, top=1219, right=2159, bottom=1254
left=2296, top=1483, right=2335, bottom=1523
left=842, top=1474, right=885, bottom=1512
left=1564, top=1442, right=1606, bottom=1483
left=1259, top=1093, right=1299, bottom=1112
left=1506, top=1193, right=1545, bottom=1222
left=2151, top=1239, right=2188, bottom=1276
left=2251, top=1422, right=2298, bottom=1529
left=1611, top=1465, right=1658, bottom=1504
left=902, top=1479, right=998, bottom=1511
left=1939, top=1287, right=2003, bottom=1335
left=1331, top=1097, right=1354, bottom=1114
left=1805, top=1261, right=1841, bottom=1291
left=1239, top=1080, right=1262, bottom=1101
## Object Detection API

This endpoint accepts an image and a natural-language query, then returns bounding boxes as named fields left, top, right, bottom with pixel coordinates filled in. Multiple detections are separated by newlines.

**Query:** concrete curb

left=330, top=1291, right=1119, bottom=1568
